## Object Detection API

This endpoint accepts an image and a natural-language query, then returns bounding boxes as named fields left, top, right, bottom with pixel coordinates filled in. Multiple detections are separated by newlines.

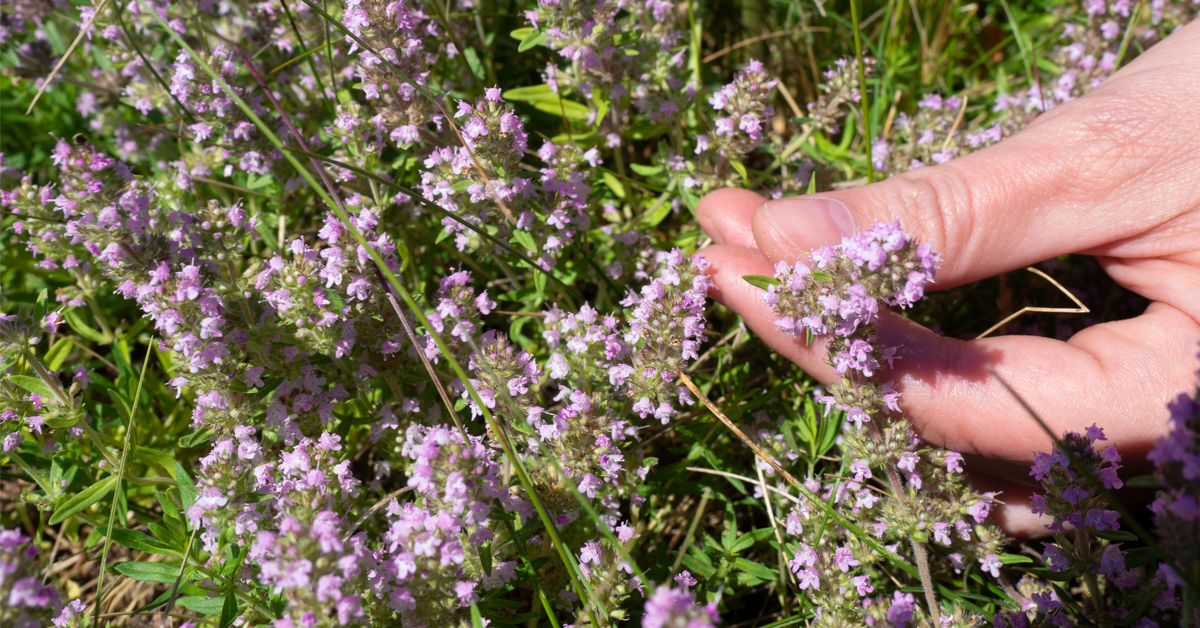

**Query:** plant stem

left=672, top=486, right=711, bottom=573
left=91, top=349, right=150, bottom=628
left=849, top=0, right=875, bottom=183
left=875, top=424, right=941, bottom=625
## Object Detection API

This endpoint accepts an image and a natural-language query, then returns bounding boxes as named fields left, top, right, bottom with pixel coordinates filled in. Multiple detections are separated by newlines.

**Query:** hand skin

left=695, top=19, right=1200, bottom=537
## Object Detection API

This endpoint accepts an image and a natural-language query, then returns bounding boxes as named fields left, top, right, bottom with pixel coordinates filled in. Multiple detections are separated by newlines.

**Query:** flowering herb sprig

left=986, top=423, right=1182, bottom=627
left=752, top=221, right=1007, bottom=625
left=1148, top=354, right=1200, bottom=606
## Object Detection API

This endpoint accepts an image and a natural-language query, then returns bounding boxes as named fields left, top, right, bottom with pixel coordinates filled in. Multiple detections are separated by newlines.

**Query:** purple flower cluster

left=1027, top=424, right=1182, bottom=624
left=806, top=57, right=873, bottom=136
left=1029, top=424, right=1124, bottom=534
left=343, top=0, right=440, bottom=146
left=641, top=585, right=720, bottom=628
left=576, top=529, right=643, bottom=618
left=703, top=59, right=778, bottom=160
left=992, top=0, right=1199, bottom=130
left=372, top=424, right=520, bottom=626
left=875, top=93, right=1005, bottom=173
left=1, top=526, right=81, bottom=628
left=763, top=220, right=938, bottom=427
left=168, top=44, right=279, bottom=182
left=1148, top=355, right=1200, bottom=580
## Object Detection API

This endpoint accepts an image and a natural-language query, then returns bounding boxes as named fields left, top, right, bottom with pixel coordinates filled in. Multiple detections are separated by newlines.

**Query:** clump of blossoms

left=611, top=250, right=710, bottom=424
left=0, top=526, right=88, bottom=628
left=991, top=424, right=1180, bottom=626
left=641, top=584, right=720, bottom=628
left=575, top=527, right=644, bottom=622
left=874, top=93, right=1005, bottom=174
left=418, top=91, right=536, bottom=254
left=1148, top=353, right=1200, bottom=603
left=704, top=59, right=777, bottom=160
left=367, top=424, right=519, bottom=627
left=167, top=44, right=280, bottom=182
left=343, top=0, right=441, bottom=147
left=992, top=0, right=1198, bottom=127
left=805, top=57, right=874, bottom=136
left=762, top=221, right=1005, bottom=626
left=764, top=221, right=940, bottom=424
left=684, top=59, right=778, bottom=191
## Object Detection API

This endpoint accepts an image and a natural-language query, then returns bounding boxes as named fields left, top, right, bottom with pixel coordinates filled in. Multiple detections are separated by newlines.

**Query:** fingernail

left=697, top=216, right=725, bottom=245
left=759, top=197, right=855, bottom=242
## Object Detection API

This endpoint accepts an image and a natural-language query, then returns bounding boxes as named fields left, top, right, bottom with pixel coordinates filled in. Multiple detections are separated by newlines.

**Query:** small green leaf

left=179, top=429, right=215, bottom=449
left=148, top=522, right=182, bottom=547
left=470, top=602, right=486, bottom=628
left=218, top=589, right=238, bottom=628
left=679, top=185, right=699, bottom=214
left=996, top=553, right=1033, bottom=565
left=730, top=528, right=776, bottom=553
left=112, top=561, right=191, bottom=583
left=1123, top=474, right=1160, bottom=488
left=742, top=274, right=781, bottom=290
left=534, top=269, right=548, bottom=301
left=134, top=445, right=177, bottom=472
left=175, top=463, right=197, bottom=519
left=62, top=309, right=109, bottom=343
left=817, top=411, right=843, bottom=456
left=1036, top=567, right=1078, bottom=581
left=612, top=31, right=638, bottom=45
left=729, top=158, right=749, bottom=181
left=681, top=547, right=716, bottom=578
left=49, top=474, right=118, bottom=525
left=110, top=528, right=182, bottom=557
left=44, top=337, right=75, bottom=372
left=601, top=171, right=626, bottom=199
left=1122, top=546, right=1159, bottom=569
left=177, top=595, right=226, bottom=615
left=810, top=270, right=833, bottom=282
left=463, top=47, right=485, bottom=80
left=479, top=542, right=493, bottom=577
left=806, top=171, right=817, bottom=194
left=781, top=420, right=807, bottom=457
left=629, top=163, right=663, bottom=177
left=509, top=27, right=533, bottom=40
left=510, top=230, right=538, bottom=255
left=517, top=29, right=547, bottom=52
left=501, top=84, right=554, bottom=102
left=156, top=491, right=180, bottom=521
left=1090, top=529, right=1139, bottom=542
left=531, top=98, right=590, bottom=121
left=642, top=191, right=673, bottom=227
left=7, top=375, right=58, bottom=402
left=734, top=557, right=778, bottom=580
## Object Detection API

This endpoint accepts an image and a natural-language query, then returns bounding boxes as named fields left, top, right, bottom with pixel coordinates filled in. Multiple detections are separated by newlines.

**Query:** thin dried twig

left=342, top=486, right=415, bottom=542
left=775, top=79, right=804, bottom=120
left=27, top=0, right=110, bottom=114
left=976, top=267, right=1089, bottom=339
left=685, top=466, right=801, bottom=503
left=702, top=27, right=829, bottom=64
left=940, top=96, right=970, bottom=151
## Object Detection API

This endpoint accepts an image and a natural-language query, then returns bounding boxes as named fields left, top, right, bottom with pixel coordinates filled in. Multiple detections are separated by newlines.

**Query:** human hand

left=695, top=20, right=1200, bottom=536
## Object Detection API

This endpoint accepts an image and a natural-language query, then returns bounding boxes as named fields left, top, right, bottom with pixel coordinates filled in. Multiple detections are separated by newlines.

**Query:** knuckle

left=873, top=169, right=975, bottom=281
